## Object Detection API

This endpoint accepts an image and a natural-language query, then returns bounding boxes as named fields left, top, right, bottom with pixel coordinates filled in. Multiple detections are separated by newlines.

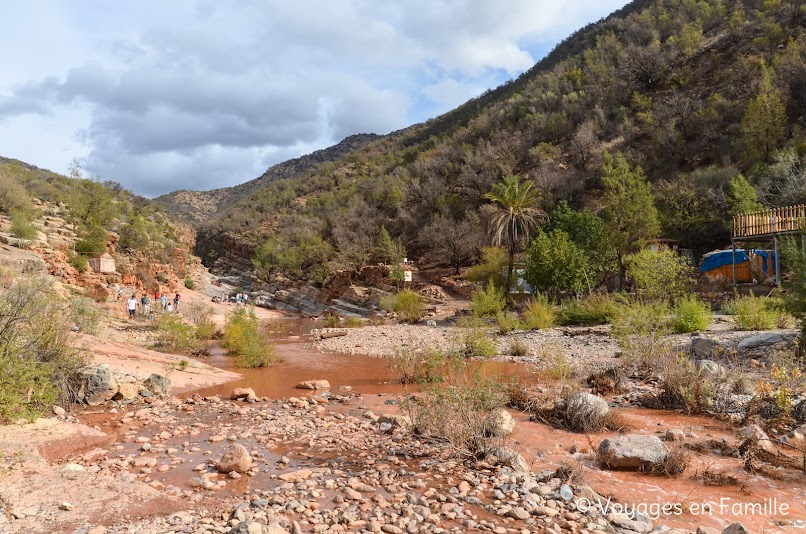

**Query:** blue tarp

left=700, top=249, right=774, bottom=273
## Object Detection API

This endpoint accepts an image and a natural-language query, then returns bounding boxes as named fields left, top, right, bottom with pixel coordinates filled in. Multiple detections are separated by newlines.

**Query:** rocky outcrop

left=598, top=435, right=669, bottom=470
left=77, top=365, right=119, bottom=406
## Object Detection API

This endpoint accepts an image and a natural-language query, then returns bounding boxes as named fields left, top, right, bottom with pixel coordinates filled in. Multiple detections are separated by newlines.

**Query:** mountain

left=154, top=134, right=380, bottom=225
left=162, top=0, right=806, bottom=282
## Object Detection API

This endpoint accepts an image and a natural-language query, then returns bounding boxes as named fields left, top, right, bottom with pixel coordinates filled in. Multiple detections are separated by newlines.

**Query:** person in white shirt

left=127, top=296, right=137, bottom=319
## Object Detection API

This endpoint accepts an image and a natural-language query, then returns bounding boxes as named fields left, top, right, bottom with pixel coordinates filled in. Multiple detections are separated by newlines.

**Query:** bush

left=401, top=360, right=507, bottom=456
left=184, top=278, right=195, bottom=290
left=732, top=294, right=778, bottom=331
left=154, top=313, right=199, bottom=353
left=521, top=295, right=555, bottom=329
left=466, top=247, right=508, bottom=290
left=471, top=281, right=506, bottom=317
left=10, top=211, right=37, bottom=240
left=524, top=229, right=591, bottom=296
left=387, top=347, right=455, bottom=384
left=495, top=311, right=520, bottom=333
left=223, top=307, right=278, bottom=368
left=67, top=252, right=88, bottom=272
left=381, top=290, right=425, bottom=323
left=625, top=248, right=691, bottom=302
left=324, top=312, right=339, bottom=327
left=671, top=295, right=712, bottom=333
left=187, top=302, right=215, bottom=340
left=509, top=339, right=529, bottom=357
left=558, top=293, right=621, bottom=326
left=0, top=278, right=87, bottom=422
left=460, top=329, right=497, bottom=358
left=344, top=316, right=364, bottom=328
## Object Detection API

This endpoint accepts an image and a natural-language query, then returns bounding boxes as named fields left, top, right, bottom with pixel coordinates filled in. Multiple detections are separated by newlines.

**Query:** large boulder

left=737, top=332, right=792, bottom=352
left=143, top=374, right=171, bottom=396
left=696, top=359, right=727, bottom=378
left=565, top=392, right=609, bottom=432
left=295, top=380, right=331, bottom=390
left=482, top=408, right=515, bottom=437
left=77, top=365, right=118, bottom=406
left=793, top=399, right=806, bottom=423
left=217, top=443, right=252, bottom=473
left=737, top=424, right=777, bottom=455
left=231, top=388, right=257, bottom=401
left=691, top=337, right=718, bottom=358
left=598, top=435, right=669, bottom=470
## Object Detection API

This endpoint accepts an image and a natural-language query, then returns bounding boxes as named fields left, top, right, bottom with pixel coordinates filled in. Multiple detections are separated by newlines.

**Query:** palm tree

left=484, top=175, right=547, bottom=300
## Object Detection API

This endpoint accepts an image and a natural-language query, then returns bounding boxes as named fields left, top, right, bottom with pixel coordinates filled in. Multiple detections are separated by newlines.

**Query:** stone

left=229, top=521, right=271, bottom=534
left=295, top=380, right=331, bottom=390
left=216, top=443, right=252, bottom=473
left=721, top=523, right=751, bottom=534
left=691, top=337, right=718, bottom=358
left=113, top=383, right=140, bottom=401
left=279, top=469, right=313, bottom=481
left=378, top=414, right=413, bottom=431
left=696, top=527, right=721, bottom=534
left=565, top=392, right=609, bottom=431
left=792, top=399, right=806, bottom=423
left=598, top=435, right=669, bottom=470
left=737, top=332, right=791, bottom=352
left=737, top=424, right=777, bottom=455
left=506, top=507, right=531, bottom=520
left=696, top=359, right=726, bottom=378
left=485, top=446, right=530, bottom=473
left=52, top=405, right=66, bottom=416
left=77, top=365, right=118, bottom=406
left=426, top=320, right=437, bottom=327
left=231, top=388, right=257, bottom=401
left=482, top=408, right=515, bottom=437
left=143, top=374, right=171, bottom=396
left=666, top=429, right=686, bottom=442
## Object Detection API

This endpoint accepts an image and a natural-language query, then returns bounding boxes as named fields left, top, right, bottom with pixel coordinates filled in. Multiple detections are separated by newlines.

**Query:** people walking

left=127, top=295, right=137, bottom=319
left=173, top=293, right=181, bottom=311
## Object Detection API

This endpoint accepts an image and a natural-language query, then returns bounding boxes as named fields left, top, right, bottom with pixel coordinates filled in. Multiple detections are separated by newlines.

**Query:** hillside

left=157, top=0, right=806, bottom=287
left=154, top=134, right=380, bottom=225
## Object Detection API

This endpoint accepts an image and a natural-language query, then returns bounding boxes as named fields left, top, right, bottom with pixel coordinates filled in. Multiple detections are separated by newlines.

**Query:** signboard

left=404, top=270, right=412, bottom=282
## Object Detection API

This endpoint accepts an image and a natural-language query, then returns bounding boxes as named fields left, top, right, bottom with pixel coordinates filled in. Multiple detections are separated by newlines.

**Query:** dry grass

left=648, top=446, right=691, bottom=476
left=692, top=464, right=741, bottom=486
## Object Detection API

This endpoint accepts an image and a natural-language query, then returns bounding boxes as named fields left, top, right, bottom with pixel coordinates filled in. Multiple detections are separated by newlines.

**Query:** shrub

left=509, top=339, right=529, bottom=357
left=223, top=307, right=278, bottom=368
left=10, top=211, right=37, bottom=240
left=382, top=290, right=425, bottom=323
left=558, top=293, right=621, bottom=326
left=324, top=313, right=339, bottom=327
left=466, top=246, right=508, bottom=290
left=625, top=248, right=691, bottom=302
left=344, top=316, right=364, bottom=328
left=387, top=347, right=455, bottom=384
left=495, top=311, right=520, bottom=333
left=524, top=229, right=591, bottom=296
left=671, top=295, right=712, bottom=333
left=187, top=303, right=215, bottom=340
left=521, top=295, right=555, bottom=329
left=546, top=352, right=573, bottom=381
left=178, top=359, right=189, bottom=372
left=68, top=253, right=88, bottom=272
left=732, top=294, right=777, bottom=330
left=0, top=278, right=87, bottom=422
left=471, top=281, right=506, bottom=317
left=68, top=296, right=101, bottom=334
left=154, top=313, right=199, bottom=353
left=184, top=278, right=195, bottom=290
left=401, top=360, right=507, bottom=456
left=456, top=318, right=497, bottom=358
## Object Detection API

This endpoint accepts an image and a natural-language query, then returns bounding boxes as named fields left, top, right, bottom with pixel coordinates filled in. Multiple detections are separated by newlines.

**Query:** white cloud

left=0, top=0, right=628, bottom=196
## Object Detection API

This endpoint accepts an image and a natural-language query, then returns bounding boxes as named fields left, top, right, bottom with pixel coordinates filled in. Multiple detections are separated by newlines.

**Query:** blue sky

left=0, top=1, right=628, bottom=197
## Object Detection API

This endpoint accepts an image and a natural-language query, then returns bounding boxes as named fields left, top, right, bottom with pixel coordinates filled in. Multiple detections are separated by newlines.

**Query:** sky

left=0, top=1, right=629, bottom=198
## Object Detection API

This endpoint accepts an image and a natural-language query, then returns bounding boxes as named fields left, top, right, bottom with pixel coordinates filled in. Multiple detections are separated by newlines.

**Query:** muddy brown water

left=82, top=319, right=806, bottom=532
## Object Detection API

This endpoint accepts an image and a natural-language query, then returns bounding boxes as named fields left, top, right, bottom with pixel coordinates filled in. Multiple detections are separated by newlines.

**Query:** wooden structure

left=731, top=205, right=806, bottom=286
left=88, top=252, right=116, bottom=274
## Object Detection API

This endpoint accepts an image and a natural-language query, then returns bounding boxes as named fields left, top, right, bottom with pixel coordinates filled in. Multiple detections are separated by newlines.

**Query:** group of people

left=211, top=292, right=249, bottom=306
left=126, top=291, right=181, bottom=320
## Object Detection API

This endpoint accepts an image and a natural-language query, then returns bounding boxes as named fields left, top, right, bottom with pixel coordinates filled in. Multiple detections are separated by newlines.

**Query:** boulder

left=295, top=380, right=331, bottom=390
left=482, top=408, right=515, bottom=437
left=792, top=399, right=806, bottom=423
left=696, top=359, right=726, bottom=378
left=378, top=414, right=413, bottom=431
left=216, top=443, right=252, bottom=473
left=721, top=523, right=751, bottom=534
left=231, top=388, right=257, bottom=401
left=113, top=383, right=140, bottom=401
left=665, top=429, right=686, bottom=442
left=565, top=392, right=609, bottom=432
left=691, top=337, right=718, bottom=358
left=598, top=435, right=668, bottom=470
left=737, top=424, right=777, bottom=455
left=485, top=446, right=530, bottom=473
left=143, top=374, right=171, bottom=396
left=77, top=365, right=118, bottom=405
left=737, top=332, right=791, bottom=352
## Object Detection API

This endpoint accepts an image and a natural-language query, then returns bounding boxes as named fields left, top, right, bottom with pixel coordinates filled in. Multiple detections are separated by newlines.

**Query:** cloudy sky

left=0, top=1, right=628, bottom=197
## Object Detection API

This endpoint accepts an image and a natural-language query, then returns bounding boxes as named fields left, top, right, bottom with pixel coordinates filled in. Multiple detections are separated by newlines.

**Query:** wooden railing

left=733, top=205, right=806, bottom=238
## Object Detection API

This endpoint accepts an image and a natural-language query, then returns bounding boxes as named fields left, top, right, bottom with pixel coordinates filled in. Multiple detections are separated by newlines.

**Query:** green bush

left=324, top=312, right=339, bottom=327
left=611, top=300, right=671, bottom=338
left=733, top=294, right=778, bottom=331
left=184, top=278, right=195, bottom=290
left=671, top=295, right=713, bottom=333
left=625, top=248, right=691, bottom=302
left=471, top=281, right=506, bottom=318
left=68, top=253, right=88, bottom=272
left=0, top=279, right=87, bottom=423
left=10, top=211, right=37, bottom=240
left=223, top=307, right=278, bottom=368
left=458, top=321, right=497, bottom=358
left=154, top=313, right=199, bottom=352
left=558, top=293, right=621, bottom=326
left=388, top=347, right=455, bottom=384
left=521, top=295, right=555, bottom=329
left=381, top=290, right=425, bottom=323
left=466, top=246, right=508, bottom=290
left=495, top=311, right=520, bottom=333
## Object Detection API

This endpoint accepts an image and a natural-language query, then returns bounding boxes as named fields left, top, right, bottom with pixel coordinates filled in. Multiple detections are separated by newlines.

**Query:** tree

left=547, top=201, right=616, bottom=286
left=625, top=248, right=691, bottom=302
left=524, top=229, right=591, bottom=297
left=372, top=226, right=397, bottom=264
left=727, top=174, right=763, bottom=215
left=600, top=152, right=660, bottom=285
left=421, top=213, right=485, bottom=274
left=483, top=175, right=547, bottom=299
left=741, top=67, right=787, bottom=162
left=118, top=216, right=150, bottom=251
